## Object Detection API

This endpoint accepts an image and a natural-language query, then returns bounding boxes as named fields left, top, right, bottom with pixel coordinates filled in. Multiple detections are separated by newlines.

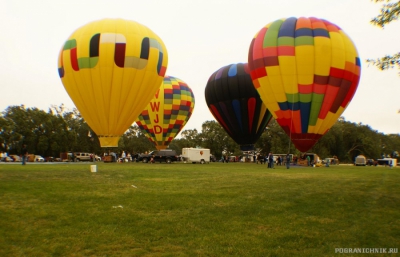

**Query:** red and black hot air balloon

left=205, top=63, right=272, bottom=151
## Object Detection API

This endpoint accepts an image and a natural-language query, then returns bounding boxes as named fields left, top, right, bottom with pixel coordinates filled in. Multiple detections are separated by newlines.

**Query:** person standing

left=121, top=151, right=126, bottom=162
left=21, top=144, right=28, bottom=165
left=306, top=155, right=311, bottom=166
left=268, top=152, right=273, bottom=168
left=286, top=154, right=291, bottom=169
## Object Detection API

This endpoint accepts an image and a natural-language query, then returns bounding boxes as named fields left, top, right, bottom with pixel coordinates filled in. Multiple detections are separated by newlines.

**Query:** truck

left=181, top=148, right=210, bottom=164
left=137, top=149, right=179, bottom=164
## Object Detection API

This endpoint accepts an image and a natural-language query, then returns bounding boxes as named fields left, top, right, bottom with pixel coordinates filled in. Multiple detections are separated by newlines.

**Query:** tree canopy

left=367, top=0, right=400, bottom=71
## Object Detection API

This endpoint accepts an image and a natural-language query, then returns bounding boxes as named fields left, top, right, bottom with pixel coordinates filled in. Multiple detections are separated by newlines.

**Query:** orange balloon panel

left=58, top=19, right=168, bottom=147
left=136, top=76, right=195, bottom=150
left=248, top=17, right=361, bottom=152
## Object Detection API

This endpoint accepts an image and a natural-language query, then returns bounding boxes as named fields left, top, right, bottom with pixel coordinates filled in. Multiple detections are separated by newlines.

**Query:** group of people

left=267, top=153, right=291, bottom=169
left=254, top=152, right=292, bottom=169
left=103, top=150, right=136, bottom=162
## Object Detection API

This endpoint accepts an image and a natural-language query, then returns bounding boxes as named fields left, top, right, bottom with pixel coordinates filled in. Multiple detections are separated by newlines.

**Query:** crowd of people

left=247, top=152, right=322, bottom=169
left=102, top=150, right=139, bottom=162
left=251, top=152, right=294, bottom=169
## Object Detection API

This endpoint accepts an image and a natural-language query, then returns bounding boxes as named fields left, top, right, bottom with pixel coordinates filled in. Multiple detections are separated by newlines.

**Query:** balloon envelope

left=205, top=63, right=272, bottom=151
left=248, top=17, right=361, bottom=152
left=136, top=76, right=195, bottom=149
left=58, top=18, right=168, bottom=147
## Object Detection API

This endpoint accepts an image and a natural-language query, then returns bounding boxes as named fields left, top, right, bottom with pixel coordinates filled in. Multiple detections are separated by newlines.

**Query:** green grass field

left=0, top=162, right=399, bottom=257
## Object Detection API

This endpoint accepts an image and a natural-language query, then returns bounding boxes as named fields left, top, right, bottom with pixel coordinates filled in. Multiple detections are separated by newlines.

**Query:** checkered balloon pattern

left=136, top=76, right=195, bottom=149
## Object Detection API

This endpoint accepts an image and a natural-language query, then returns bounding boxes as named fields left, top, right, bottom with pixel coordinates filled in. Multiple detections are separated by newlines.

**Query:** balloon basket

left=90, top=165, right=97, bottom=172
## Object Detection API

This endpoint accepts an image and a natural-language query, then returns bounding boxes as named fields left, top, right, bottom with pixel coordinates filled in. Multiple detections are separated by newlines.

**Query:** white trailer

left=355, top=155, right=367, bottom=166
left=377, top=158, right=397, bottom=167
left=182, top=148, right=210, bottom=164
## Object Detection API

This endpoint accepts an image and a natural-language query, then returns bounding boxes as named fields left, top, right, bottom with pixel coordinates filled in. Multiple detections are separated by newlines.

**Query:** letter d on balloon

left=154, top=125, right=162, bottom=134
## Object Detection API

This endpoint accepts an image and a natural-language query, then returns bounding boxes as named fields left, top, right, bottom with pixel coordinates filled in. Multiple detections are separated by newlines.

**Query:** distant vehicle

left=60, top=152, right=72, bottom=162
left=323, top=157, right=339, bottom=165
left=181, top=148, right=210, bottom=164
left=35, top=155, right=45, bottom=162
left=45, top=157, right=54, bottom=162
left=210, top=154, right=216, bottom=162
left=377, top=158, right=397, bottom=167
left=1, top=156, right=14, bottom=162
left=9, top=155, right=22, bottom=162
left=73, top=152, right=93, bottom=162
left=366, top=159, right=376, bottom=166
left=354, top=155, right=367, bottom=166
left=229, top=156, right=238, bottom=162
left=137, top=150, right=179, bottom=164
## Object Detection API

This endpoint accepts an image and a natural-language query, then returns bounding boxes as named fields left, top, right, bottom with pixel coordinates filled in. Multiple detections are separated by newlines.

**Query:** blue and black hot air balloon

left=205, top=63, right=272, bottom=151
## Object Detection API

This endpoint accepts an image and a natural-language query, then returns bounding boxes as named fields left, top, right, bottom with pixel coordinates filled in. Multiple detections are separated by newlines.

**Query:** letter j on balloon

left=248, top=17, right=361, bottom=152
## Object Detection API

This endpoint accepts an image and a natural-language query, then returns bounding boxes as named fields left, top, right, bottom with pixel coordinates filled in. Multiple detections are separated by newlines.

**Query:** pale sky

left=1, top=0, right=399, bottom=135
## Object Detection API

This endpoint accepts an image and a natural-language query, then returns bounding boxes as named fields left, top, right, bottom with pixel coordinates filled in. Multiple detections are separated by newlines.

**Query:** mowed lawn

left=0, top=162, right=399, bottom=257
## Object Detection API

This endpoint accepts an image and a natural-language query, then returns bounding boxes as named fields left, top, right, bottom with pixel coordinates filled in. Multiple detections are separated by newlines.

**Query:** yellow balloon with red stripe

left=58, top=18, right=168, bottom=147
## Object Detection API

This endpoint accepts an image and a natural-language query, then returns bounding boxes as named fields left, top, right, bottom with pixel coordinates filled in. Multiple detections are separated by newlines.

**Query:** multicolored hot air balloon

left=58, top=18, right=168, bottom=147
left=205, top=63, right=272, bottom=151
left=136, top=76, right=195, bottom=150
left=248, top=17, right=361, bottom=152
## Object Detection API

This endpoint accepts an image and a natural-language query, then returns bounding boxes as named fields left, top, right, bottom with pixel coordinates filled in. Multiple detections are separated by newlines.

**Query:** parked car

left=137, top=150, right=179, bottom=164
left=322, top=157, right=339, bottom=165
left=9, top=155, right=22, bottom=162
left=210, top=154, right=216, bottom=162
left=45, top=157, right=54, bottom=162
left=73, top=152, right=93, bottom=162
left=35, top=155, right=45, bottom=162
left=1, top=156, right=14, bottom=162
left=366, top=159, right=377, bottom=166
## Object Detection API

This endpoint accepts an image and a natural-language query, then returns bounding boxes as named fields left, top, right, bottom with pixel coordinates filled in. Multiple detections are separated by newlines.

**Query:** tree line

left=1, top=104, right=399, bottom=163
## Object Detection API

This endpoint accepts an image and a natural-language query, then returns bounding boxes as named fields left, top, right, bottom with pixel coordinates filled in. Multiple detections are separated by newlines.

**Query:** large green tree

left=118, top=125, right=155, bottom=156
left=196, top=120, right=240, bottom=159
left=0, top=116, right=21, bottom=153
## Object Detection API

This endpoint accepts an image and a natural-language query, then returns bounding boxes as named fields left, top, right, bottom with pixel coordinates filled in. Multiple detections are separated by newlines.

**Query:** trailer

left=181, top=148, right=210, bottom=164
left=377, top=158, right=397, bottom=167
left=354, top=155, right=367, bottom=166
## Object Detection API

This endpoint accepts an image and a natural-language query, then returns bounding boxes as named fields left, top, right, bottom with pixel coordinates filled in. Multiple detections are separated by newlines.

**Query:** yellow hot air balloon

left=136, top=76, right=195, bottom=150
left=58, top=18, right=168, bottom=147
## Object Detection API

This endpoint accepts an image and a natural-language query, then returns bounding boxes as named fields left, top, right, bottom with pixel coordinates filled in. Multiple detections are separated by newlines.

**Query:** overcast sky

left=1, top=0, right=399, bottom=135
